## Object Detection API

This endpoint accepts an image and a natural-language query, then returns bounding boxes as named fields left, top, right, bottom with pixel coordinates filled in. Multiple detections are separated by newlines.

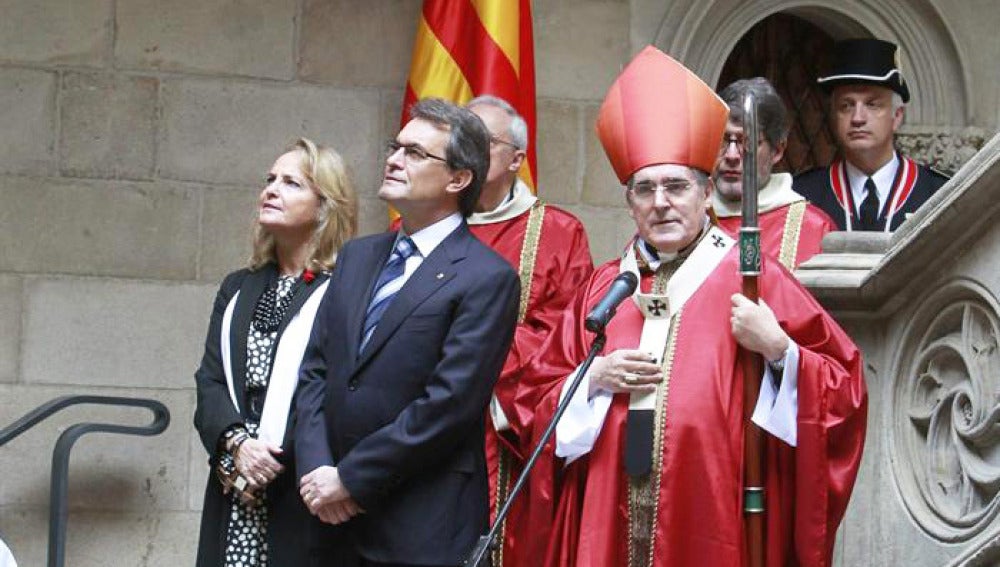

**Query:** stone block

left=0, top=69, right=56, bottom=175
left=199, top=187, right=258, bottom=283
left=0, top=275, right=22, bottom=383
left=378, top=89, right=406, bottom=192
left=21, top=278, right=215, bottom=389
left=0, top=0, right=110, bottom=66
left=59, top=72, right=158, bottom=180
left=536, top=99, right=581, bottom=205
left=159, top=78, right=381, bottom=192
left=299, top=0, right=419, bottom=88
left=0, top=177, right=199, bottom=279
left=115, top=0, right=296, bottom=79
left=561, top=204, right=633, bottom=264
left=583, top=107, right=625, bottom=207
left=0, top=385, right=194, bottom=513
left=534, top=0, right=629, bottom=100
left=582, top=104, right=625, bottom=206
left=188, top=429, right=208, bottom=512
left=0, top=276, right=21, bottom=383
left=0, top=506, right=199, bottom=567
left=358, top=197, right=391, bottom=237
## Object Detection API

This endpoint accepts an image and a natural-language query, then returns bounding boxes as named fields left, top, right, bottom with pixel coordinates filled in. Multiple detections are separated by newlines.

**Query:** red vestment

left=716, top=204, right=835, bottom=269
left=470, top=197, right=594, bottom=567
left=524, top=247, right=866, bottom=567
left=714, top=173, right=837, bottom=269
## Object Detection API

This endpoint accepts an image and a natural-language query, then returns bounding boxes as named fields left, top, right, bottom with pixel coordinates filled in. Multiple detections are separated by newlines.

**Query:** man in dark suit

left=294, top=98, right=520, bottom=567
left=795, top=38, right=947, bottom=232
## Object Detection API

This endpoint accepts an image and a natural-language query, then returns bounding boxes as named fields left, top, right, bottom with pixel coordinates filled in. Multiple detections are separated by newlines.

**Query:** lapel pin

left=436, top=272, right=445, bottom=280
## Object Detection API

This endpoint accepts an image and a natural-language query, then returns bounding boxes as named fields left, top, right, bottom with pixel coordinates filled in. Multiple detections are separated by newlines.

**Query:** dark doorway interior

left=718, top=14, right=843, bottom=174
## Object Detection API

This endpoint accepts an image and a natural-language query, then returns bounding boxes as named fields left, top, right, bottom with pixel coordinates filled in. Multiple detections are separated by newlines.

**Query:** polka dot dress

left=222, top=275, right=296, bottom=567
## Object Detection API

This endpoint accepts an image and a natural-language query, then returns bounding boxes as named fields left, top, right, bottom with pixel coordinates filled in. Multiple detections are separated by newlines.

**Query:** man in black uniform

left=795, top=38, right=947, bottom=232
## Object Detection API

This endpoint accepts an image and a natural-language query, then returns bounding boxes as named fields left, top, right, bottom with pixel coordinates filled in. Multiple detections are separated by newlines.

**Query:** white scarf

left=220, top=280, right=329, bottom=446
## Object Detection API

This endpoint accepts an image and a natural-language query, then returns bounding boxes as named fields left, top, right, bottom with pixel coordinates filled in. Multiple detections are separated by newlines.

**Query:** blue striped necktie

left=360, top=236, right=417, bottom=353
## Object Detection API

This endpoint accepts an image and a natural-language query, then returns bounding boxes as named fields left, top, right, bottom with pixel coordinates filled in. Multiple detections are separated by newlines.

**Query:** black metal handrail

left=0, top=395, right=171, bottom=567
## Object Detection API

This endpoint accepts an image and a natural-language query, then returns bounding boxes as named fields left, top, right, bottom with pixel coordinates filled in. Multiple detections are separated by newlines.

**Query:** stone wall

left=0, top=0, right=997, bottom=565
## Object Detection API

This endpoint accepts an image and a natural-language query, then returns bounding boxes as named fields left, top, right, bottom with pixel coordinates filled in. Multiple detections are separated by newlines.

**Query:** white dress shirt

left=394, top=212, right=463, bottom=285
left=845, top=154, right=899, bottom=217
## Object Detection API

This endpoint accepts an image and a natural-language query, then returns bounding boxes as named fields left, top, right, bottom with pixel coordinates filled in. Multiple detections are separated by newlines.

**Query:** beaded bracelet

left=230, top=431, right=250, bottom=457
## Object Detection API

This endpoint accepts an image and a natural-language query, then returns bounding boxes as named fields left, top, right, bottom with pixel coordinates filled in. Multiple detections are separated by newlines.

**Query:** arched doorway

left=717, top=13, right=848, bottom=174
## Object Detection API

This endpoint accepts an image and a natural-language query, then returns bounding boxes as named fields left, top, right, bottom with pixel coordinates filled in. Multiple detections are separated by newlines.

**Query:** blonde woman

left=194, top=138, right=357, bottom=567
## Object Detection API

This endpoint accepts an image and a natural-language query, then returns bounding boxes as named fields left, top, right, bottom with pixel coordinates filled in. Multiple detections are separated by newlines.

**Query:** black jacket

left=193, top=264, right=334, bottom=567
left=794, top=153, right=948, bottom=231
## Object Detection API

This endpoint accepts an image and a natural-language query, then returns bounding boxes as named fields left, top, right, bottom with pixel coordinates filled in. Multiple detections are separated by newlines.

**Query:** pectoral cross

left=647, top=298, right=668, bottom=317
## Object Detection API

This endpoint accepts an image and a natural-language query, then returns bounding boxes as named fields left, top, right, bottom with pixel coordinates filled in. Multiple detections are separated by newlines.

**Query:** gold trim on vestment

left=516, top=202, right=546, bottom=323
left=778, top=200, right=807, bottom=270
left=628, top=267, right=681, bottom=567
left=492, top=446, right=513, bottom=567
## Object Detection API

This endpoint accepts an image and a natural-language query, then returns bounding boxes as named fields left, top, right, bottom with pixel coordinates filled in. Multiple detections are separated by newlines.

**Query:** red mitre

left=596, top=45, right=729, bottom=184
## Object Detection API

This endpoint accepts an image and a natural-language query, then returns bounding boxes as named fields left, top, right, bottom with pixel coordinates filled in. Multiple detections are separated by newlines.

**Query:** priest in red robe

left=712, top=78, right=836, bottom=269
left=519, top=47, right=867, bottom=567
left=465, top=95, right=595, bottom=567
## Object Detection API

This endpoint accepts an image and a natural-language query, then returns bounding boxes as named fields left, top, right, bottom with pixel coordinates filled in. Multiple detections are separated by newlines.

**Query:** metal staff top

left=739, top=91, right=762, bottom=276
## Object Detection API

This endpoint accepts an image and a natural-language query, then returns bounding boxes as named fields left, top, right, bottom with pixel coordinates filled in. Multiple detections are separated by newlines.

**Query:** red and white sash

left=828, top=154, right=919, bottom=232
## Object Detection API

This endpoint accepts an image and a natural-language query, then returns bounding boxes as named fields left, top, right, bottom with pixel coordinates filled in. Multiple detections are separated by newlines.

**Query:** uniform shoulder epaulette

left=926, top=165, right=951, bottom=180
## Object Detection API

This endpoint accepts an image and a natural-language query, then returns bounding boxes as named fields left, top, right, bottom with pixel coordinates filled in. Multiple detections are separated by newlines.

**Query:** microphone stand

left=465, top=330, right=608, bottom=567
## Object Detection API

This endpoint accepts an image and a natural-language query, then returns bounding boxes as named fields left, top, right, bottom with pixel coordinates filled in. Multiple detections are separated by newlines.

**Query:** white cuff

left=490, top=394, right=511, bottom=432
left=751, top=340, right=799, bottom=447
left=554, top=366, right=613, bottom=463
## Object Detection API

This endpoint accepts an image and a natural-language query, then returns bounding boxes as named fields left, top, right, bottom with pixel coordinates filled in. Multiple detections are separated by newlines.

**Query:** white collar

left=401, top=212, right=462, bottom=257
left=634, top=216, right=711, bottom=270
left=467, top=179, right=538, bottom=225
left=845, top=153, right=898, bottom=212
left=711, top=173, right=803, bottom=218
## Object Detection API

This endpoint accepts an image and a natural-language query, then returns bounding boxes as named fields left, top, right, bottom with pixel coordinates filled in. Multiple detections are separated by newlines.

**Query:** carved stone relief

left=897, top=127, right=988, bottom=176
left=892, top=280, right=1000, bottom=543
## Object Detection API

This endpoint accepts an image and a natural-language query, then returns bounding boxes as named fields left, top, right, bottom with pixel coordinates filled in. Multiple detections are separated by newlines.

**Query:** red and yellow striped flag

left=401, top=0, right=537, bottom=191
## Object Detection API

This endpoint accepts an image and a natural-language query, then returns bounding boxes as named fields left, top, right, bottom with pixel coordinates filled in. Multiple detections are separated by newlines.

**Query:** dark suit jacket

left=193, top=264, right=333, bottom=567
left=295, top=222, right=520, bottom=565
left=794, top=153, right=948, bottom=231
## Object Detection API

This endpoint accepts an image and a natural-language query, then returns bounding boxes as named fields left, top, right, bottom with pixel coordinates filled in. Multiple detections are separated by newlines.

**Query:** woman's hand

left=234, top=438, right=285, bottom=491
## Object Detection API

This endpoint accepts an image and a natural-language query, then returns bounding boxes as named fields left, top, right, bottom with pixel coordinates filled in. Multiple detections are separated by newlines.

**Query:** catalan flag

left=401, top=0, right=537, bottom=191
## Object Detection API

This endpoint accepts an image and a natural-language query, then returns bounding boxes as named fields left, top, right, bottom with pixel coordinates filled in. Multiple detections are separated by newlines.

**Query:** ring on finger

left=622, top=373, right=638, bottom=385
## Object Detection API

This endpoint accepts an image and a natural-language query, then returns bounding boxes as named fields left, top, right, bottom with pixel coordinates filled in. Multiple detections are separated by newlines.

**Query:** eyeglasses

left=385, top=140, right=447, bottom=164
left=490, top=135, right=520, bottom=150
left=719, top=133, right=766, bottom=154
left=628, top=179, right=693, bottom=201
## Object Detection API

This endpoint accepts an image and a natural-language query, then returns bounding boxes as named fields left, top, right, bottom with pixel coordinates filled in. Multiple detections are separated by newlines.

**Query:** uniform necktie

left=360, top=237, right=416, bottom=353
left=859, top=177, right=880, bottom=230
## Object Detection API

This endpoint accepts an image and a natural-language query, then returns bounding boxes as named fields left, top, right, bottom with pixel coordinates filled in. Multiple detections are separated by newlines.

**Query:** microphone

left=585, top=272, right=638, bottom=332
